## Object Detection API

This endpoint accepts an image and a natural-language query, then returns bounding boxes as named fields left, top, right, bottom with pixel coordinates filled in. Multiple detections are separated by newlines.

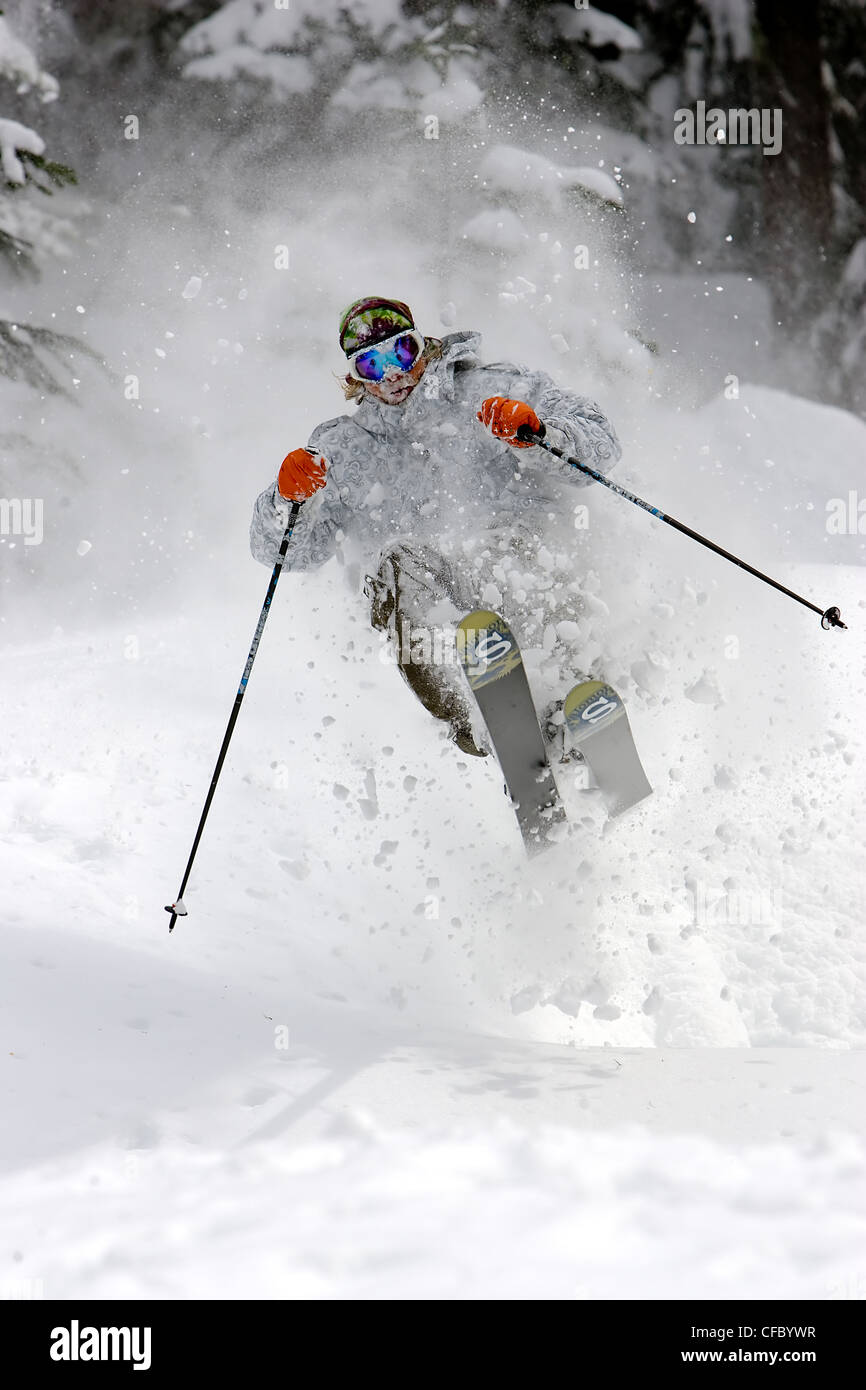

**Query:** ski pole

left=165, top=501, right=302, bottom=932
left=517, top=425, right=847, bottom=631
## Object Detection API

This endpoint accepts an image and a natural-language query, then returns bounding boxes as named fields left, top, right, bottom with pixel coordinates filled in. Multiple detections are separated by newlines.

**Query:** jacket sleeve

left=471, top=359, right=622, bottom=484
left=533, top=382, right=622, bottom=479
left=249, top=418, right=352, bottom=573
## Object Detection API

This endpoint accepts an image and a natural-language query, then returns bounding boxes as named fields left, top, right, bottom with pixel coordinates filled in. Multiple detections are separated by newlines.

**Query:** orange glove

left=477, top=396, right=543, bottom=448
left=277, top=447, right=328, bottom=502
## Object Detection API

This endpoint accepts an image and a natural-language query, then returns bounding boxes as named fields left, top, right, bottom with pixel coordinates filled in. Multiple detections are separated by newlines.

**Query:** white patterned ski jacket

left=249, top=330, right=621, bottom=576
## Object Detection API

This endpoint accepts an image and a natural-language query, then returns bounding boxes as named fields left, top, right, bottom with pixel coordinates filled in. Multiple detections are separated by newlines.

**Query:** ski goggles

left=346, top=329, right=425, bottom=382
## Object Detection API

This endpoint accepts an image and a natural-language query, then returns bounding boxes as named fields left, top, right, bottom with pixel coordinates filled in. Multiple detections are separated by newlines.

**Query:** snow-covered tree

left=0, top=12, right=76, bottom=278
left=0, top=10, right=91, bottom=392
left=4, top=0, right=865, bottom=413
left=179, top=0, right=486, bottom=121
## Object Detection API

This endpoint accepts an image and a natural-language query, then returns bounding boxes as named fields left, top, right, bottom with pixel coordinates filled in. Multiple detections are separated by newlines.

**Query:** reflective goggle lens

left=352, top=333, right=421, bottom=382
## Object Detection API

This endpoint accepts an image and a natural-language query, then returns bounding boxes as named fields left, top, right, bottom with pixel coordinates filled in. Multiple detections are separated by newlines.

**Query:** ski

left=457, top=609, right=566, bottom=854
left=563, top=679, right=652, bottom=816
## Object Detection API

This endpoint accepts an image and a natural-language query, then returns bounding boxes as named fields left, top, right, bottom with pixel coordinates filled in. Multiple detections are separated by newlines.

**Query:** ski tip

left=456, top=610, right=521, bottom=688
left=457, top=608, right=501, bottom=629
left=563, top=680, right=623, bottom=731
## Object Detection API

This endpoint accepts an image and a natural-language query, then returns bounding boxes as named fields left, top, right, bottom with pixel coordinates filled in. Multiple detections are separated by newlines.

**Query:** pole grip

left=515, top=422, right=546, bottom=444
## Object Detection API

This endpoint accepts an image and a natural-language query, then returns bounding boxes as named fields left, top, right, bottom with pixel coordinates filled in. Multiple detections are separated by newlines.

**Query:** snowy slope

left=3, top=0, right=866, bottom=1302
left=2, top=171, right=866, bottom=1293
left=2, top=1101, right=866, bottom=1300
left=2, top=379, right=865, bottom=1296
left=3, top=542, right=863, bottom=1057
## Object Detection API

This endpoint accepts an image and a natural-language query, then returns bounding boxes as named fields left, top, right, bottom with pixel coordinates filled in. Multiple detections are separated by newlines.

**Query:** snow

left=1, top=364, right=864, bottom=1288
left=0, top=14, right=59, bottom=102
left=183, top=47, right=315, bottom=96
left=841, top=237, right=866, bottom=292
left=0, top=188, right=78, bottom=262
left=180, top=0, right=405, bottom=58
left=552, top=4, right=643, bottom=53
left=479, top=144, right=624, bottom=208
left=462, top=207, right=528, bottom=252
left=1, top=1094, right=865, bottom=1299
left=179, top=0, right=445, bottom=108
left=332, top=59, right=483, bottom=118
left=2, top=14, right=865, bottom=1296
left=559, top=165, right=624, bottom=207
left=480, top=144, right=569, bottom=201
left=0, top=13, right=79, bottom=277
left=0, top=117, right=45, bottom=186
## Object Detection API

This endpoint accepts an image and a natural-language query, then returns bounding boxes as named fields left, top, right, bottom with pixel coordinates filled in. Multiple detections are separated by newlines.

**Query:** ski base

left=457, top=609, right=565, bottom=855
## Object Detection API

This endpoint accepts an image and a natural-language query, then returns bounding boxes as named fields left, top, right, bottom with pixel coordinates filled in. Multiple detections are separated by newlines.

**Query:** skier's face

left=364, top=352, right=428, bottom=406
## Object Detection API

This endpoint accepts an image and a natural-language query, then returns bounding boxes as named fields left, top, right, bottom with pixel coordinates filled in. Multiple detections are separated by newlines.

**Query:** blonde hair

left=337, top=337, right=443, bottom=401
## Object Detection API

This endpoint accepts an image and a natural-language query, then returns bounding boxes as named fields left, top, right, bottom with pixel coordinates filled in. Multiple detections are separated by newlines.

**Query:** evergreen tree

left=0, top=8, right=95, bottom=392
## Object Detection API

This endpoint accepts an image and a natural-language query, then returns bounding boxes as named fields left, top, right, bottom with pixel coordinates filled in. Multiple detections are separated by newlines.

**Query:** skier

left=250, top=295, right=621, bottom=756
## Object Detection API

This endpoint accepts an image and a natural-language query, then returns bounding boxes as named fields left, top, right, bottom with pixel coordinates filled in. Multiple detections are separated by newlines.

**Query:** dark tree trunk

left=753, top=2, right=833, bottom=330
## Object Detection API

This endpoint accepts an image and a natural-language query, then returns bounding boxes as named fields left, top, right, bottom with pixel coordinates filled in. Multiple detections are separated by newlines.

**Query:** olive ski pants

left=365, top=540, right=487, bottom=756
